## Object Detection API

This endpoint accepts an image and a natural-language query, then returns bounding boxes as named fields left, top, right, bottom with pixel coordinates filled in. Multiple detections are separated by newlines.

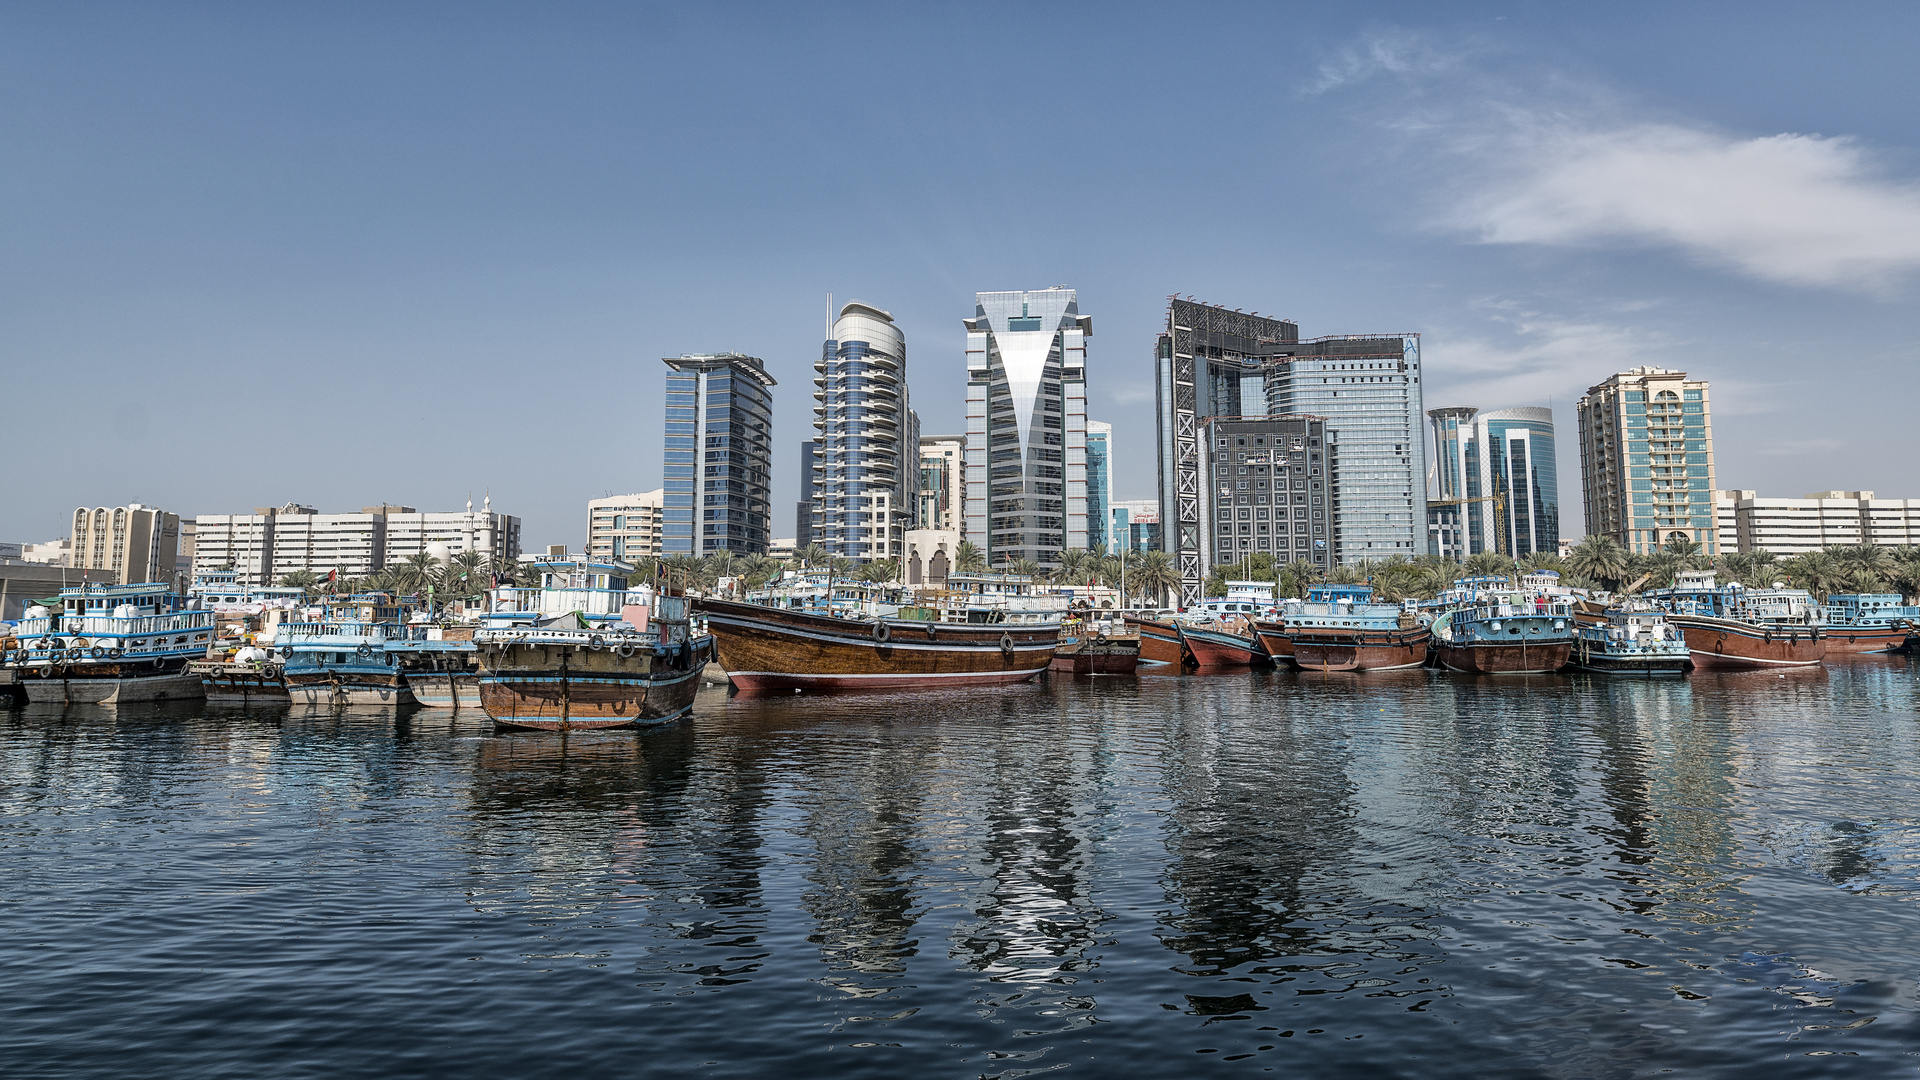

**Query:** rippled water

left=4, top=660, right=1920, bottom=1078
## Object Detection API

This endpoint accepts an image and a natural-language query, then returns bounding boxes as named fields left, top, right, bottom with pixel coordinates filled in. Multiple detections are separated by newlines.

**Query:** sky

left=6, top=1, right=1920, bottom=551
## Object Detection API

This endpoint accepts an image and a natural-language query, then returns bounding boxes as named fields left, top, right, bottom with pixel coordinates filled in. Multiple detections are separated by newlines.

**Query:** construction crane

left=1427, top=491, right=1510, bottom=556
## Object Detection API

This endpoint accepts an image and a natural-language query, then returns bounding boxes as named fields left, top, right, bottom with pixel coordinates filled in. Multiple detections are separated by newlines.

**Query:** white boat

left=4, top=582, right=214, bottom=703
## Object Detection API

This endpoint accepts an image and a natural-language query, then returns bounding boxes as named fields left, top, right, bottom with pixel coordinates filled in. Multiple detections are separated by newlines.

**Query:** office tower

left=1201, top=416, right=1332, bottom=569
left=663, top=353, right=776, bottom=556
left=587, top=490, right=665, bottom=563
left=1156, top=301, right=1299, bottom=600
left=1110, top=499, right=1162, bottom=553
left=1262, top=334, right=1426, bottom=566
left=70, top=503, right=180, bottom=585
left=964, top=287, right=1091, bottom=569
left=812, top=302, right=913, bottom=562
left=918, top=435, right=964, bottom=534
left=795, top=441, right=816, bottom=548
left=1576, top=367, right=1715, bottom=555
left=1426, top=406, right=1560, bottom=558
left=1085, top=420, right=1112, bottom=553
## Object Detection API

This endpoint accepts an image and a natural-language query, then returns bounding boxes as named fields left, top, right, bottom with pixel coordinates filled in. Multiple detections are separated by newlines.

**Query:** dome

left=424, top=542, right=453, bottom=563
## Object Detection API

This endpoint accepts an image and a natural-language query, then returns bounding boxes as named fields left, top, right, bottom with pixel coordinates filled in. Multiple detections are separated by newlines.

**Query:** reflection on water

left=3, top=663, right=1920, bottom=1077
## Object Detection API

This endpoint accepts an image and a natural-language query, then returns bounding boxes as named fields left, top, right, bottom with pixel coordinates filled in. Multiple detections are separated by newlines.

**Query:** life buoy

left=588, top=635, right=605, bottom=651
left=68, top=648, right=87, bottom=661
left=356, top=643, right=372, bottom=658
left=107, top=646, right=123, bottom=659
left=873, top=622, right=891, bottom=644
left=927, top=623, right=939, bottom=640
left=91, top=646, right=107, bottom=659
left=1000, top=633, right=1015, bottom=654
left=614, top=644, right=636, bottom=659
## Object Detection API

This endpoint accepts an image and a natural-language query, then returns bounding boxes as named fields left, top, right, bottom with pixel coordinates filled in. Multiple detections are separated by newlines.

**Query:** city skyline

left=5, top=6, right=1920, bottom=550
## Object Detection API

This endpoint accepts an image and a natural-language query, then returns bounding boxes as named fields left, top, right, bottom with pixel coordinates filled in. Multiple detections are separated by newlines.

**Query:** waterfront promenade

left=2, top=660, right=1916, bottom=1077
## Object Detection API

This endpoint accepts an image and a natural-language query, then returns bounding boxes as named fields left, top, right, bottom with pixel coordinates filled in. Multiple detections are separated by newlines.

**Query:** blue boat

left=3, top=582, right=215, bottom=703
left=277, top=593, right=423, bottom=706
left=1428, top=576, right=1577, bottom=674
left=1821, top=593, right=1920, bottom=654
left=1282, top=584, right=1429, bottom=672
left=1570, top=602, right=1691, bottom=676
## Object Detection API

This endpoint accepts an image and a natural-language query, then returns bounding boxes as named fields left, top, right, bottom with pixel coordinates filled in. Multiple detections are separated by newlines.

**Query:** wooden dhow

left=1049, top=631, right=1139, bottom=675
left=1428, top=577, right=1576, bottom=675
left=1124, top=616, right=1187, bottom=667
left=4, top=582, right=213, bottom=704
left=1569, top=603, right=1691, bottom=676
left=1647, top=571, right=1826, bottom=670
left=1820, top=593, right=1918, bottom=655
left=1278, top=584, right=1428, bottom=672
left=698, top=597, right=1058, bottom=690
left=1173, top=620, right=1269, bottom=668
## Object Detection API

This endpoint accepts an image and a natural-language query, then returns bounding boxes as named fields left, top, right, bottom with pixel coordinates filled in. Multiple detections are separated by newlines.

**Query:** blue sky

left=6, top=2, right=1920, bottom=550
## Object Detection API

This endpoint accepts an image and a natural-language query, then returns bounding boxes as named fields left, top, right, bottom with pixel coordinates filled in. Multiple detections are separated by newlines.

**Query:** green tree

left=277, top=570, right=320, bottom=599
left=799, top=542, right=832, bottom=568
left=388, top=553, right=441, bottom=596
left=1783, top=550, right=1845, bottom=602
left=1127, top=549, right=1178, bottom=607
left=1464, top=550, right=1515, bottom=582
left=953, top=540, right=987, bottom=574
left=1566, top=535, right=1630, bottom=590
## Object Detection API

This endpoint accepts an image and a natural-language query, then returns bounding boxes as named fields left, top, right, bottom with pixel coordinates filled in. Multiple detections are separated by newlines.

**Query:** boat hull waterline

left=22, top=663, right=205, bottom=704
left=1289, top=627, right=1431, bottom=672
left=700, top=599, right=1058, bottom=691
left=1668, top=615, right=1826, bottom=669
left=1174, top=624, right=1267, bottom=669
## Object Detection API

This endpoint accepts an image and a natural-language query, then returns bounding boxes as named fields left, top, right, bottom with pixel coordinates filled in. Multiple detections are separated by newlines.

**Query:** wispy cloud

left=1449, top=121, right=1920, bottom=292
left=1423, top=301, right=1661, bottom=411
left=1317, top=27, right=1920, bottom=294
left=1107, top=382, right=1154, bottom=406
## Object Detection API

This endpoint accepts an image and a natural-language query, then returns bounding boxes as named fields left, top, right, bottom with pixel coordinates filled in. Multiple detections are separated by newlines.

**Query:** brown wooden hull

left=698, top=599, right=1056, bottom=691
left=1125, top=618, right=1186, bottom=666
left=1670, top=615, right=1825, bottom=669
left=1175, top=624, right=1264, bottom=668
left=1049, top=638, right=1140, bottom=674
left=1251, top=622, right=1295, bottom=665
left=1289, top=626, right=1431, bottom=672
left=475, top=636, right=708, bottom=729
left=1822, top=624, right=1909, bottom=654
left=1436, top=639, right=1572, bottom=674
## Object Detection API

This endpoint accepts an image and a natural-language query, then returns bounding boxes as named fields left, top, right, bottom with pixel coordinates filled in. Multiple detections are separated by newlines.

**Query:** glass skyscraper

left=963, top=287, right=1091, bottom=569
left=661, top=353, right=776, bottom=557
left=811, top=302, right=914, bottom=562
left=1577, top=367, right=1716, bottom=556
left=1085, top=420, right=1112, bottom=553
left=1427, top=406, right=1559, bottom=558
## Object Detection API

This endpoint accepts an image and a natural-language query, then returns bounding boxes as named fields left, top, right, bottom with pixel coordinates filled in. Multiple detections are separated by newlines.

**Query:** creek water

left=4, top=660, right=1920, bottom=1078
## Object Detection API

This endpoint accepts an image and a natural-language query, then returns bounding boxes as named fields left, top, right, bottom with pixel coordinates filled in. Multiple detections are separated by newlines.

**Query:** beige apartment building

left=71, top=503, right=181, bottom=585
left=918, top=435, right=964, bottom=534
left=1577, top=367, right=1716, bottom=556
left=586, top=490, right=665, bottom=564
left=1714, top=490, right=1920, bottom=554
left=193, top=502, right=521, bottom=585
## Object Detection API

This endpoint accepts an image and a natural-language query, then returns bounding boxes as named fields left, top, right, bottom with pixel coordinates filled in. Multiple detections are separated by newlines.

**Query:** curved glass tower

left=813, top=302, right=913, bottom=561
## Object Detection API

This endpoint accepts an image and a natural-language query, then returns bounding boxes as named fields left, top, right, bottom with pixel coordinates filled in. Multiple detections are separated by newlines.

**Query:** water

left=4, top=660, right=1920, bottom=1078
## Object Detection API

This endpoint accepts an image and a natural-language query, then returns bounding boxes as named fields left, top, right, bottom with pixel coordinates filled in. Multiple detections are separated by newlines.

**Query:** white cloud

left=1306, top=29, right=1465, bottom=95
left=1422, top=301, right=1660, bottom=410
left=1446, top=119, right=1920, bottom=292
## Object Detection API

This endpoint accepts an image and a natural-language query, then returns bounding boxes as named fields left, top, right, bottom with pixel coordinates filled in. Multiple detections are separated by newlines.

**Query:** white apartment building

left=193, top=511, right=283, bottom=585
left=71, top=503, right=181, bottom=585
left=193, top=502, right=521, bottom=585
left=586, top=490, right=665, bottom=563
left=1715, top=490, right=1920, bottom=554
left=384, top=499, right=519, bottom=565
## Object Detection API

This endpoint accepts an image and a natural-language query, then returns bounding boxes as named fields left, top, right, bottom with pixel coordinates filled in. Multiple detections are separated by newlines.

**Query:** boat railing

left=277, top=622, right=432, bottom=642
left=19, top=611, right=217, bottom=638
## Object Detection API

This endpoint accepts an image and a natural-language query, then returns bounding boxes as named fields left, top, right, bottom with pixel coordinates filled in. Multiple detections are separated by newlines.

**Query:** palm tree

left=1663, top=535, right=1701, bottom=559
left=1639, top=551, right=1683, bottom=590
left=388, top=552, right=440, bottom=596
left=737, top=552, right=782, bottom=591
left=1008, top=557, right=1042, bottom=579
left=1783, top=550, right=1845, bottom=603
left=1566, top=535, right=1629, bottom=590
left=1832, top=543, right=1893, bottom=590
left=953, top=540, right=987, bottom=574
left=1127, top=549, right=1178, bottom=607
left=1464, top=550, right=1515, bottom=582
left=798, top=542, right=832, bottom=569
left=1051, top=548, right=1093, bottom=585
left=1280, top=558, right=1321, bottom=599
left=277, top=570, right=320, bottom=599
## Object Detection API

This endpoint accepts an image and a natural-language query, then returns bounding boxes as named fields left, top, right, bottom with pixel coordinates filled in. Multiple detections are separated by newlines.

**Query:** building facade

left=193, top=503, right=520, bottom=585
left=1577, top=367, right=1716, bottom=556
left=1201, top=416, right=1333, bottom=570
left=1714, top=490, right=1920, bottom=554
left=918, top=435, right=964, bottom=535
left=1085, top=420, right=1112, bottom=554
left=71, top=504, right=181, bottom=585
left=586, top=490, right=665, bottom=564
left=663, top=353, right=776, bottom=557
left=1426, top=406, right=1559, bottom=558
left=964, top=288, right=1091, bottom=570
left=811, top=303, right=913, bottom=562
left=795, top=440, right=816, bottom=548
left=1110, top=499, right=1162, bottom=553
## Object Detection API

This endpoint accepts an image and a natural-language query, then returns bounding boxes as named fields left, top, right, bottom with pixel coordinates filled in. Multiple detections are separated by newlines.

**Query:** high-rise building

left=1110, top=499, right=1161, bottom=553
left=1155, top=299, right=1424, bottom=604
left=1576, top=367, right=1715, bottom=555
left=71, top=503, right=180, bottom=585
left=795, top=440, right=817, bottom=548
left=812, top=302, right=913, bottom=562
left=1426, top=406, right=1559, bottom=558
left=1263, top=335, right=1426, bottom=567
left=663, top=353, right=776, bottom=556
left=1156, top=302, right=1298, bottom=600
left=964, top=287, right=1091, bottom=570
left=1085, top=420, right=1112, bottom=553
left=918, top=435, right=964, bottom=534
left=586, top=490, right=665, bottom=563
left=1201, top=416, right=1333, bottom=569
left=194, top=502, right=520, bottom=585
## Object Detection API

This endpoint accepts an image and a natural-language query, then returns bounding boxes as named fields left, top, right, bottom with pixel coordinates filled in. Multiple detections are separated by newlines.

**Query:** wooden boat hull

left=21, top=659, right=205, bottom=704
left=196, top=663, right=291, bottom=705
left=1822, top=624, right=1909, bottom=654
left=1125, top=618, right=1186, bottom=666
left=285, top=671, right=416, bottom=707
left=699, top=599, right=1055, bottom=691
left=1289, top=626, right=1430, bottom=672
left=410, top=671, right=481, bottom=709
left=1251, top=622, right=1295, bottom=666
left=1049, top=637, right=1140, bottom=675
left=475, top=636, right=709, bottom=729
left=1569, top=651, right=1691, bottom=676
left=1436, top=639, right=1572, bottom=675
left=1669, top=615, right=1825, bottom=669
left=1176, top=624, right=1266, bottom=668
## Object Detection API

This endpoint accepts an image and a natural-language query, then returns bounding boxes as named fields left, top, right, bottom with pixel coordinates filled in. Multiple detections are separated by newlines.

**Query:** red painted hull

left=1289, top=627, right=1431, bottom=672
left=1126, top=618, right=1186, bottom=666
left=698, top=599, right=1057, bottom=691
left=1176, top=625, right=1265, bottom=668
left=1251, top=622, right=1295, bottom=665
left=1436, top=640, right=1572, bottom=675
left=1823, top=624, right=1909, bottom=654
left=1671, top=615, right=1825, bottom=669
